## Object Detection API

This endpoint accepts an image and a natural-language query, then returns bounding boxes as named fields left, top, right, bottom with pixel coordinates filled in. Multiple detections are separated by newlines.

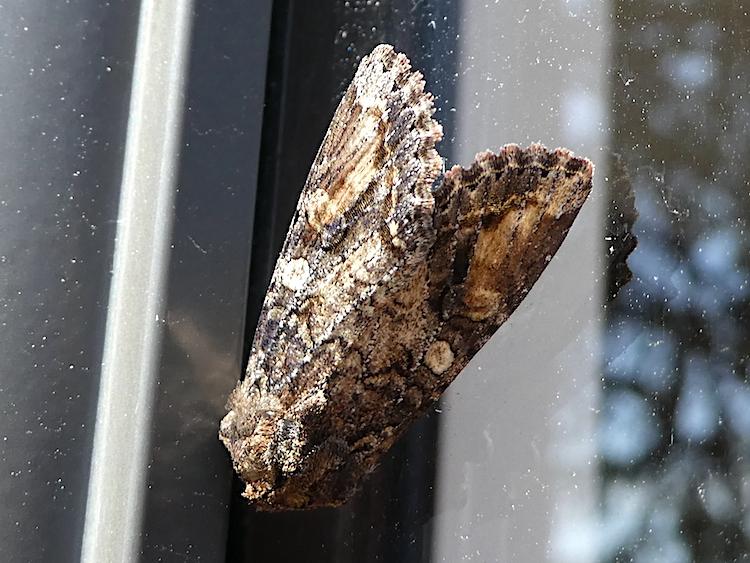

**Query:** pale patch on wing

left=280, top=258, right=311, bottom=292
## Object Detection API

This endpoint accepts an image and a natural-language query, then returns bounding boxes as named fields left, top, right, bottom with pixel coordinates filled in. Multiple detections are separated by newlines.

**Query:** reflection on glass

left=604, top=2, right=750, bottom=561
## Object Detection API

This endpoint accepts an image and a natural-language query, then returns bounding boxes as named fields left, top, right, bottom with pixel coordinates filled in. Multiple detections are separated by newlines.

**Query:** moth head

left=219, top=389, right=284, bottom=498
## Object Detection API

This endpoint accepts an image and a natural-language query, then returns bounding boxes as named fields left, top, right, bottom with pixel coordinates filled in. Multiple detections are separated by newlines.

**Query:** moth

left=220, top=44, right=593, bottom=510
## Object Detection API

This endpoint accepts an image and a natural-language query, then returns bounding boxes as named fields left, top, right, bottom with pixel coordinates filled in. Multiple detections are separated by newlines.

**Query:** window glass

left=229, top=2, right=750, bottom=562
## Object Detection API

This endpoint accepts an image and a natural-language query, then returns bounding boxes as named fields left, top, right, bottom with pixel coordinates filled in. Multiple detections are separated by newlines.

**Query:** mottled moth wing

left=417, top=144, right=593, bottom=414
left=220, top=44, right=443, bottom=507
left=220, top=44, right=593, bottom=510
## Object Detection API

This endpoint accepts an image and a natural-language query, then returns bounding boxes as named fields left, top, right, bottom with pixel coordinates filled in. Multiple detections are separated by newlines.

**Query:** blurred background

left=0, top=1, right=748, bottom=562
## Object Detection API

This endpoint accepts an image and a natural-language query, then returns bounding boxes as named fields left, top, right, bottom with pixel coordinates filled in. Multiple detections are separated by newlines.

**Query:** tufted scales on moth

left=219, top=44, right=593, bottom=510
left=424, top=340, right=455, bottom=375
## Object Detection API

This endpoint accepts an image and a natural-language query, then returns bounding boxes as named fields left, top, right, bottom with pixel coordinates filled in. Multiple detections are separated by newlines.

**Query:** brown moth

left=219, top=44, right=593, bottom=510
